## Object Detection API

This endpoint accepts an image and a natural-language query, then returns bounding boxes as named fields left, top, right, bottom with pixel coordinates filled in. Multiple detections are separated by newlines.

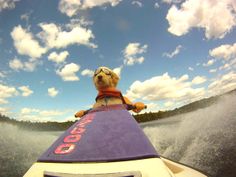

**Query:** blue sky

left=0, top=0, right=236, bottom=122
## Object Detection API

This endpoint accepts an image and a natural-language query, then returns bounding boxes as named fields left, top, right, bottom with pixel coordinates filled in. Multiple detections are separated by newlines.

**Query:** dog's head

left=93, top=66, right=119, bottom=90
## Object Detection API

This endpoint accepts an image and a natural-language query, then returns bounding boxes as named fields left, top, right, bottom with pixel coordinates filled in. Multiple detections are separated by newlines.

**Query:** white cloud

left=0, top=84, right=18, bottom=104
left=162, top=0, right=183, bottom=4
left=188, top=67, right=194, bottom=71
left=192, top=76, right=206, bottom=85
left=209, top=68, right=217, bottom=73
left=123, top=42, right=148, bottom=65
left=132, top=1, right=142, bottom=7
left=0, top=107, right=10, bottom=115
left=57, top=63, right=80, bottom=81
left=126, top=73, right=205, bottom=105
left=20, top=107, right=70, bottom=122
left=48, top=51, right=69, bottom=64
left=48, top=87, right=59, bottom=97
left=9, top=58, right=41, bottom=72
left=11, top=25, right=47, bottom=58
left=124, top=56, right=144, bottom=66
left=163, top=45, right=182, bottom=58
left=20, top=11, right=32, bottom=24
left=59, top=0, right=122, bottom=17
left=9, top=58, right=24, bottom=71
left=18, top=86, right=33, bottom=97
left=21, top=108, right=39, bottom=114
left=166, top=0, right=236, bottom=39
left=38, top=23, right=97, bottom=49
left=0, top=0, right=19, bottom=12
left=145, top=102, right=159, bottom=112
left=0, top=71, right=6, bottom=78
left=20, top=12, right=30, bottom=21
left=113, top=65, right=123, bottom=77
left=209, top=43, right=236, bottom=60
left=81, top=69, right=94, bottom=77
left=154, top=2, right=160, bottom=9
left=164, top=101, right=174, bottom=107
left=203, top=59, right=215, bottom=67
left=219, top=63, right=230, bottom=71
left=67, top=18, right=94, bottom=28
left=208, top=71, right=236, bottom=96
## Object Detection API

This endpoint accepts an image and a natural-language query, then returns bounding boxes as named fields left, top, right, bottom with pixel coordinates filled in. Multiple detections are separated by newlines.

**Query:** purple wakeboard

left=38, top=104, right=158, bottom=163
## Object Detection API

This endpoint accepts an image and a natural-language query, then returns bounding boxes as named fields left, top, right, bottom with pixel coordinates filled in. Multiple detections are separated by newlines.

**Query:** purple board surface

left=38, top=104, right=158, bottom=163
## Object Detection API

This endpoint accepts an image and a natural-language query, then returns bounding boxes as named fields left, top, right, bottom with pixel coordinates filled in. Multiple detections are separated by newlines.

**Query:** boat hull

left=24, top=157, right=207, bottom=177
left=24, top=105, right=207, bottom=177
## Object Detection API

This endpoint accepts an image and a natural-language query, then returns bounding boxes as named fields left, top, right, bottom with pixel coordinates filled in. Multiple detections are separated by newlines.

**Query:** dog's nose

left=98, top=75, right=103, bottom=80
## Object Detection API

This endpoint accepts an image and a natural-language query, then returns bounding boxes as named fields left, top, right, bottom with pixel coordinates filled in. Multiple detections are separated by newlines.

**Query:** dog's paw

left=74, top=110, right=86, bottom=118
left=133, top=102, right=146, bottom=113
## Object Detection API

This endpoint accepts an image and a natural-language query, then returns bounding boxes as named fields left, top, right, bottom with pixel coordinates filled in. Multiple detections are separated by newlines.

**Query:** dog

left=75, top=66, right=146, bottom=118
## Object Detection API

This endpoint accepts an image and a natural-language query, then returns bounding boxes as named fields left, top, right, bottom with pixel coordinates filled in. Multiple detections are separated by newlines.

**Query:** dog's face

left=93, top=67, right=119, bottom=90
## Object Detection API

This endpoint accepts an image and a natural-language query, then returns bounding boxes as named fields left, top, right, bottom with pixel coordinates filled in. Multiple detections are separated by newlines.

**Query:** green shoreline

left=1, top=89, right=235, bottom=131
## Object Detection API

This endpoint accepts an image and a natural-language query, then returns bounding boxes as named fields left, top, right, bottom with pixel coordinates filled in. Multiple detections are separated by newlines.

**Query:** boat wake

left=142, top=94, right=236, bottom=177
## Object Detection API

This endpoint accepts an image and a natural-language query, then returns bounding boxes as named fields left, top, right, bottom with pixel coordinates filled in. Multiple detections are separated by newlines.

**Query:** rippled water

left=0, top=94, right=235, bottom=177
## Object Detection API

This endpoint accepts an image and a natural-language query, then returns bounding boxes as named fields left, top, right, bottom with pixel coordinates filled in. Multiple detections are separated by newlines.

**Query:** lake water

left=0, top=94, right=235, bottom=177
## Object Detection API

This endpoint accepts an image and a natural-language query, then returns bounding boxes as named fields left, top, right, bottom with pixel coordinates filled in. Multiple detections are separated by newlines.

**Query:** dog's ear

left=111, top=71, right=119, bottom=87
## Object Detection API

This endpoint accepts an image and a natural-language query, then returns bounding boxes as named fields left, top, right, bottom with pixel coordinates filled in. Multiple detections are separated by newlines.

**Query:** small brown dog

left=75, top=66, right=146, bottom=118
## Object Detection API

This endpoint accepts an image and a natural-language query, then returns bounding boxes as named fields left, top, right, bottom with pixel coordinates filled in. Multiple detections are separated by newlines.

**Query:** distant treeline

left=1, top=89, right=235, bottom=131
left=0, top=114, right=75, bottom=131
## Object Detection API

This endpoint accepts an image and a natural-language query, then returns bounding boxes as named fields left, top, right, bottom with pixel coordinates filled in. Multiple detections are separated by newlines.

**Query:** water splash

left=142, top=94, right=236, bottom=177
left=0, top=124, right=60, bottom=177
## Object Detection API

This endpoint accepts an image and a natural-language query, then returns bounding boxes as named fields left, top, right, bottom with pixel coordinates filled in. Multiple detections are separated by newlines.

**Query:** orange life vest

left=96, top=88, right=125, bottom=103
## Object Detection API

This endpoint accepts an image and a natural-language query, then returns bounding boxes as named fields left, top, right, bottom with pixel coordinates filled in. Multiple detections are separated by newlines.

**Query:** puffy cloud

left=163, top=45, right=182, bottom=58
left=81, top=69, right=94, bottom=77
left=0, top=107, right=10, bottom=115
left=67, top=18, right=94, bottom=28
left=56, top=63, right=80, bottom=81
left=0, top=84, right=18, bottom=104
left=154, top=2, right=160, bottom=9
left=209, top=43, right=236, bottom=60
left=48, top=51, right=69, bottom=64
left=18, top=86, right=33, bottom=97
left=209, top=69, right=217, bottom=73
left=132, top=1, right=142, bottom=7
left=164, top=101, right=174, bottom=108
left=144, top=102, right=159, bottom=112
left=59, top=0, right=122, bottom=17
left=48, top=87, right=59, bottom=97
left=188, top=67, right=194, bottom=71
left=162, top=0, right=183, bottom=4
left=113, top=65, right=123, bottom=77
left=219, top=63, right=230, bottom=71
left=9, top=58, right=41, bottom=72
left=38, top=23, right=97, bottom=49
left=20, top=107, right=70, bottom=122
left=126, top=73, right=205, bottom=104
left=20, top=12, right=30, bottom=21
left=192, top=76, right=206, bottom=85
left=0, top=0, right=19, bottom=12
left=203, top=59, right=215, bottom=67
left=208, top=71, right=236, bottom=96
left=166, top=0, right=236, bottom=39
left=0, top=71, right=6, bottom=78
left=21, top=108, right=39, bottom=114
left=11, top=25, right=47, bottom=58
left=9, top=58, right=24, bottom=71
left=123, top=42, right=148, bottom=65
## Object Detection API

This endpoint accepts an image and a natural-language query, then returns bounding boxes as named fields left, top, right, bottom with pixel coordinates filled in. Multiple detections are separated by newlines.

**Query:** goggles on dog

left=94, top=68, right=111, bottom=76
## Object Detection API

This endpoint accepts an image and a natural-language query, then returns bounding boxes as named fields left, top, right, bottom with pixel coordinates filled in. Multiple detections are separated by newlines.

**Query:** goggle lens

left=94, top=68, right=111, bottom=76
